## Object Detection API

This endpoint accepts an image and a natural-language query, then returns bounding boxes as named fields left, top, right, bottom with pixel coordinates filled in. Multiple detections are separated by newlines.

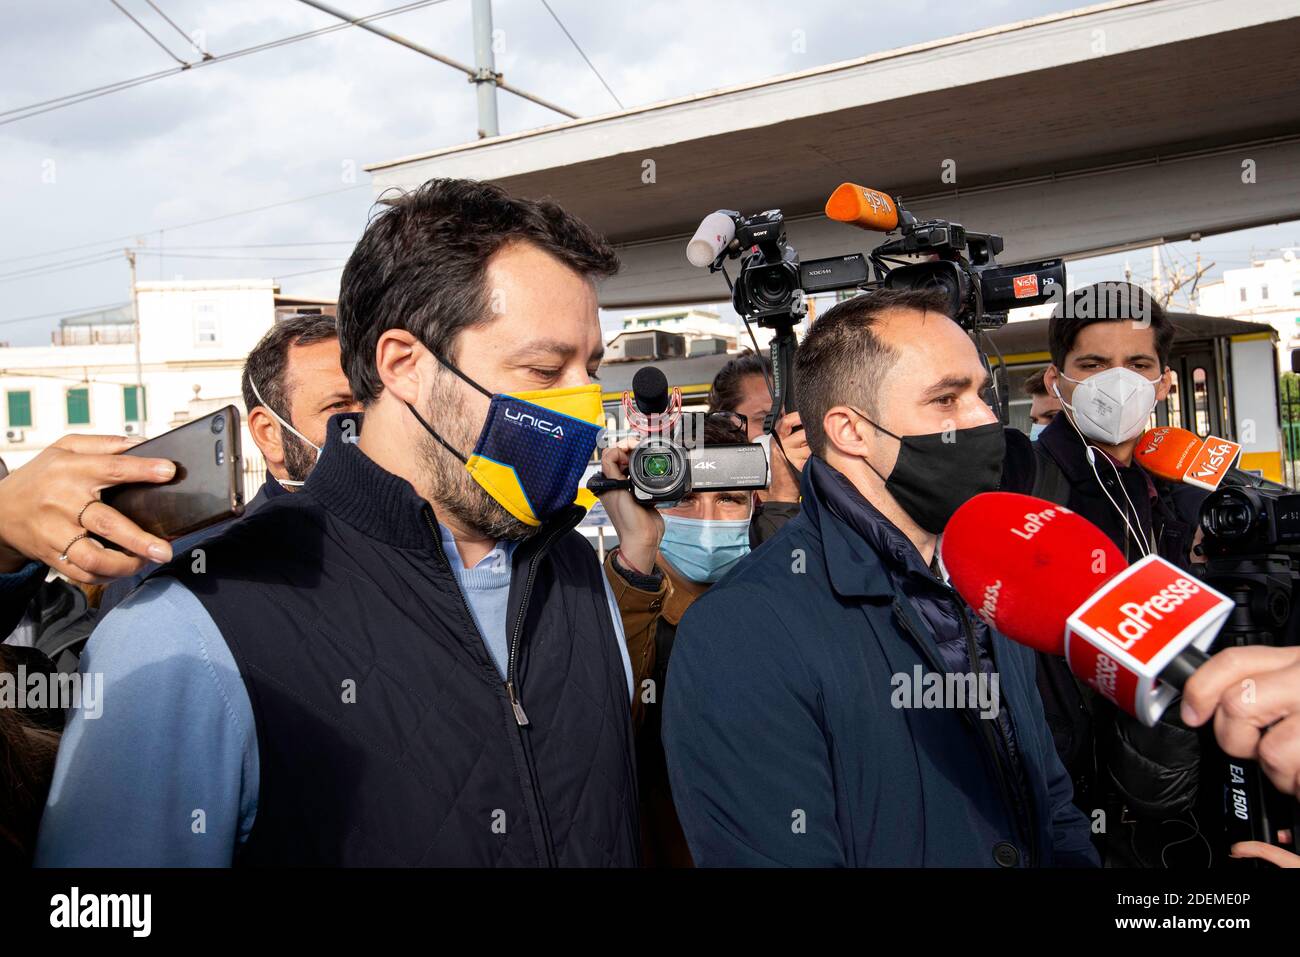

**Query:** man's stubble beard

left=418, top=373, right=538, bottom=543
left=282, top=430, right=317, bottom=484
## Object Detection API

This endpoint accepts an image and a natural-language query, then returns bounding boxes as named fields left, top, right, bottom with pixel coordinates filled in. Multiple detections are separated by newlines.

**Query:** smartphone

left=99, top=405, right=245, bottom=542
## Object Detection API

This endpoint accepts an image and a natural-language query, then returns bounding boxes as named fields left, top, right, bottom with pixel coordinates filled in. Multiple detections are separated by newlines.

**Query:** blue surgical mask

left=1029, top=422, right=1048, bottom=442
left=659, top=514, right=751, bottom=584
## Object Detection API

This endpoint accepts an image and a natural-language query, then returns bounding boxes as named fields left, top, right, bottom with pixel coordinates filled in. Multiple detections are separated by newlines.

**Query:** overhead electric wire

left=0, top=183, right=368, bottom=269
left=0, top=0, right=449, bottom=127
left=273, top=264, right=347, bottom=280
left=132, top=251, right=346, bottom=261
left=295, top=0, right=578, bottom=119
left=0, top=252, right=122, bottom=283
left=538, top=0, right=623, bottom=109
left=142, top=0, right=212, bottom=57
left=109, top=0, right=191, bottom=67
left=0, top=302, right=130, bottom=328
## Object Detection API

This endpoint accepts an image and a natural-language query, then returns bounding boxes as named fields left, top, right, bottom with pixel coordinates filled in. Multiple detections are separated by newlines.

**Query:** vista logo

left=504, top=406, right=564, bottom=439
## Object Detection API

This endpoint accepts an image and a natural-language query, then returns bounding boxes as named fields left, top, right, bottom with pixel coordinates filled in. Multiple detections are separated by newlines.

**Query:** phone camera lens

left=211, top=416, right=225, bottom=434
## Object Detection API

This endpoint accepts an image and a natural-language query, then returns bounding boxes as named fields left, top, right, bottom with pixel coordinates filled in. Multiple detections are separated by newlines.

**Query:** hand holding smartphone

left=98, top=406, right=245, bottom=543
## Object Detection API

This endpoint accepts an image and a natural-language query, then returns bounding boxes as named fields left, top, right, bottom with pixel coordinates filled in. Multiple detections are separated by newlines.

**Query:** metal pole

left=471, top=0, right=499, bottom=138
left=295, top=0, right=576, bottom=121
left=127, top=249, right=145, bottom=436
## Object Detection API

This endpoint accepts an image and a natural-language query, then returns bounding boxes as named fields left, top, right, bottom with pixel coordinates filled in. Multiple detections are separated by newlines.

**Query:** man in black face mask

left=663, top=288, right=1096, bottom=867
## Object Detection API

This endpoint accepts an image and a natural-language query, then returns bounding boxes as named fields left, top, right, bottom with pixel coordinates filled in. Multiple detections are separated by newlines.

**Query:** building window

left=1240, top=287, right=1248, bottom=302
left=6, top=390, right=32, bottom=428
left=123, top=385, right=146, bottom=422
left=66, top=387, right=90, bottom=426
left=194, top=302, right=219, bottom=344
left=1261, top=285, right=1270, bottom=301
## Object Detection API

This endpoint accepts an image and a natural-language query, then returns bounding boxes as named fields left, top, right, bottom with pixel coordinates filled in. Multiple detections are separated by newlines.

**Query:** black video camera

left=585, top=366, right=768, bottom=508
left=869, top=207, right=1065, bottom=331
left=1200, top=485, right=1300, bottom=557
left=720, top=209, right=870, bottom=324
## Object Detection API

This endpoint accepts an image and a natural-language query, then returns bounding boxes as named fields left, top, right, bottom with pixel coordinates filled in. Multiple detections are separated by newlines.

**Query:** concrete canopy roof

left=368, top=0, right=1300, bottom=307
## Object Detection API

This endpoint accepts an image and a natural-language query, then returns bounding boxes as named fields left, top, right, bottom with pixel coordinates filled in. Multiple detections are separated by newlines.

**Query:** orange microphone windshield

left=824, top=183, right=899, bottom=231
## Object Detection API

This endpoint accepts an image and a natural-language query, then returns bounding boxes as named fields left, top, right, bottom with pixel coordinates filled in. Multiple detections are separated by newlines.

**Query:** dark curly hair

left=336, top=178, right=620, bottom=404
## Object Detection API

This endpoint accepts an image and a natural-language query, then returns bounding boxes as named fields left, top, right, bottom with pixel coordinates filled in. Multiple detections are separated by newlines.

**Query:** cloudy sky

left=2, top=0, right=1296, bottom=346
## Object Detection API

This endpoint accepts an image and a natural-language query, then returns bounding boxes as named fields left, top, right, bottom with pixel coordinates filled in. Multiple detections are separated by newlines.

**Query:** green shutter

left=124, top=385, right=145, bottom=422
left=6, top=391, right=32, bottom=428
left=66, top=387, right=90, bottom=426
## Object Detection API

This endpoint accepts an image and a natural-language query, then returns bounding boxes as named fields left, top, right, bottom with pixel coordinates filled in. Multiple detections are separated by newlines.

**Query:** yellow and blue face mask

left=408, top=353, right=603, bottom=527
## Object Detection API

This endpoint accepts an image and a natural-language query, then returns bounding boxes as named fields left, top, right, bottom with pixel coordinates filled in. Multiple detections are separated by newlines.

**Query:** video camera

left=1193, top=475, right=1300, bottom=860
left=686, top=184, right=1067, bottom=428
left=585, top=366, right=768, bottom=508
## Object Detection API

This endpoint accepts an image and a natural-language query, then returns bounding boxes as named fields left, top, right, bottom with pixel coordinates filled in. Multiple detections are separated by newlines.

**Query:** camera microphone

left=824, top=183, right=900, bottom=232
left=631, top=366, right=670, bottom=416
left=686, top=211, right=738, bottom=268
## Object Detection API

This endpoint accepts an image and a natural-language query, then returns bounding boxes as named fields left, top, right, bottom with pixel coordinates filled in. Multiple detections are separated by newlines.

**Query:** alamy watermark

left=890, top=665, right=1000, bottom=720
left=0, top=664, right=102, bottom=718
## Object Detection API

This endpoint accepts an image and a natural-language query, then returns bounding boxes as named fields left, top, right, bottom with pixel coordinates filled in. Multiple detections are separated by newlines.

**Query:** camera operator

left=707, top=352, right=809, bottom=548
left=1001, top=282, right=1209, bottom=867
left=662, top=287, right=1096, bottom=867
left=596, top=415, right=754, bottom=867
left=36, top=178, right=640, bottom=867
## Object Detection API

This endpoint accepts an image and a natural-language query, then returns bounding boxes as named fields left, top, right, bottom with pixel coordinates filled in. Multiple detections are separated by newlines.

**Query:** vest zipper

left=424, top=510, right=565, bottom=865
left=506, top=518, right=575, bottom=726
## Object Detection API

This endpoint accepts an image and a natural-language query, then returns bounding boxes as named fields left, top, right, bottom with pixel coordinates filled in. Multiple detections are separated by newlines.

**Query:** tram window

left=1163, top=369, right=1182, bottom=431
left=1192, top=367, right=1211, bottom=436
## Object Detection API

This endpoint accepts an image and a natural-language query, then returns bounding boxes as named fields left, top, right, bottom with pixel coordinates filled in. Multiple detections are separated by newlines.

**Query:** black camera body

left=706, top=200, right=1066, bottom=333
left=871, top=213, right=1065, bottom=330
left=728, top=209, right=869, bottom=322
left=628, top=436, right=769, bottom=506
left=586, top=366, right=769, bottom=509
left=1199, top=485, right=1300, bottom=557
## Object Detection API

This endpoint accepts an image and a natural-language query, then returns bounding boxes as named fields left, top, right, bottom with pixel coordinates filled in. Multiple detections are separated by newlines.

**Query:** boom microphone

left=824, top=183, right=899, bottom=232
left=942, top=492, right=1232, bottom=725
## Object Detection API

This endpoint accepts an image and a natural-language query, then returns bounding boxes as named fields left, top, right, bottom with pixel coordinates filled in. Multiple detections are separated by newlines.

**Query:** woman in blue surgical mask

left=599, top=415, right=754, bottom=867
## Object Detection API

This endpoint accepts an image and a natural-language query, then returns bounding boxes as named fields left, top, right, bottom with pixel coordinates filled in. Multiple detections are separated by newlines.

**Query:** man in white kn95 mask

left=999, top=281, right=1215, bottom=871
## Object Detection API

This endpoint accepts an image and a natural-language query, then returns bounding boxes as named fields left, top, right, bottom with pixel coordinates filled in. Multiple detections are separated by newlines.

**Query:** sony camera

left=720, top=209, right=870, bottom=324
left=686, top=188, right=1068, bottom=332
left=586, top=366, right=768, bottom=508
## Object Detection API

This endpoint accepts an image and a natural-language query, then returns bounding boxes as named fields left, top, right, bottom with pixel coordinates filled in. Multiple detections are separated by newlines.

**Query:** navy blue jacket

left=662, top=456, right=1098, bottom=867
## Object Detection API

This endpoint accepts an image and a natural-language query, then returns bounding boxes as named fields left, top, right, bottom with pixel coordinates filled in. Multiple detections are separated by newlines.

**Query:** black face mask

left=849, top=407, right=1005, bottom=534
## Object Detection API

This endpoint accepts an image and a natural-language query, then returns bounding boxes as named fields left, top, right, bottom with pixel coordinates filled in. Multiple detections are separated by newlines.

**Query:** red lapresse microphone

left=1134, top=426, right=1244, bottom=491
left=941, top=492, right=1233, bottom=726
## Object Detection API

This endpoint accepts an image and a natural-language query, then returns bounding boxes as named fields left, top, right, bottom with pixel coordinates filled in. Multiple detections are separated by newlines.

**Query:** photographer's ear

left=374, top=329, right=429, bottom=406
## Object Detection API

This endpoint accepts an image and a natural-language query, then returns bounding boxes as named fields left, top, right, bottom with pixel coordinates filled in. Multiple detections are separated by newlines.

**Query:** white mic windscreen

left=686, top=212, right=736, bottom=268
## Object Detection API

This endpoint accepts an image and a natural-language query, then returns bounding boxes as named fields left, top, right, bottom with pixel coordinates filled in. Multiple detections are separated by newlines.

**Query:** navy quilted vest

left=157, top=414, right=639, bottom=866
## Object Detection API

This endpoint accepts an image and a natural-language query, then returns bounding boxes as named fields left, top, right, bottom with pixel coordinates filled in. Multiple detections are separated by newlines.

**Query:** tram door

left=1163, top=341, right=1226, bottom=439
